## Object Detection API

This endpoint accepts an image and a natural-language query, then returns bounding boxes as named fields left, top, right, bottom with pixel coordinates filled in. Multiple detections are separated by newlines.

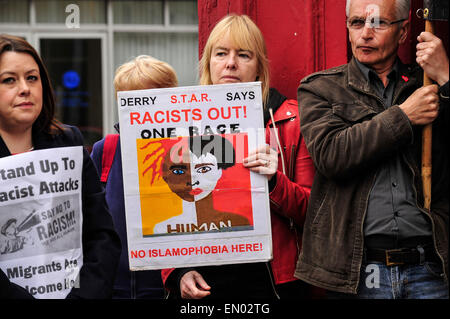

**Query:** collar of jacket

left=266, top=100, right=297, bottom=127
left=0, top=126, right=53, bottom=157
left=265, top=88, right=296, bottom=126
left=347, top=57, right=420, bottom=102
left=30, top=125, right=66, bottom=151
left=264, top=88, right=286, bottom=124
left=0, top=135, right=10, bottom=157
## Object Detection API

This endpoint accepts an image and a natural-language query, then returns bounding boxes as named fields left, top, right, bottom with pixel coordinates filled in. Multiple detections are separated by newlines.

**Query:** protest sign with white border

left=0, top=146, right=83, bottom=298
left=118, top=82, right=272, bottom=270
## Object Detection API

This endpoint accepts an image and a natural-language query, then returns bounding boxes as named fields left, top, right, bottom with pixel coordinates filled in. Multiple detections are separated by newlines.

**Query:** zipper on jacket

left=289, top=145, right=296, bottom=181
left=293, top=222, right=301, bottom=258
left=354, top=171, right=378, bottom=294
left=265, top=262, right=280, bottom=299
left=404, top=157, right=447, bottom=282
left=289, top=218, right=295, bottom=230
left=288, top=145, right=296, bottom=230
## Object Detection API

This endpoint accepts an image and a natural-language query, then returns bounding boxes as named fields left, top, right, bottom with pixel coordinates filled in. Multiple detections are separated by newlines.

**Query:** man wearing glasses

left=296, top=0, right=448, bottom=298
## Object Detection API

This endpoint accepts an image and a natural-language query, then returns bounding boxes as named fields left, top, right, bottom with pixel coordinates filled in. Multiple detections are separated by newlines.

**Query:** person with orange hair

left=90, top=55, right=178, bottom=299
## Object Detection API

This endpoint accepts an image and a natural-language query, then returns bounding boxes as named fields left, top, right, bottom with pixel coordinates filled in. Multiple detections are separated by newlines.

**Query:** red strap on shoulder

left=100, top=134, right=119, bottom=183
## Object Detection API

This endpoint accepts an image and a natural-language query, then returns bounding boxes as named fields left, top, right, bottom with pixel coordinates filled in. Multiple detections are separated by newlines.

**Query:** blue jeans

left=328, top=262, right=448, bottom=299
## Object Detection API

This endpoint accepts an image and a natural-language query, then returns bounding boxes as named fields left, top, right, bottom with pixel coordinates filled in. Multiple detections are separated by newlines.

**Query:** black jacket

left=91, top=127, right=165, bottom=299
left=0, top=125, right=121, bottom=299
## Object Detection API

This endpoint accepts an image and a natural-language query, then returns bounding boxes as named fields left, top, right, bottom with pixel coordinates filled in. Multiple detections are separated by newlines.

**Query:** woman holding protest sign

left=90, top=55, right=179, bottom=299
left=0, top=34, right=120, bottom=299
left=161, top=14, right=316, bottom=299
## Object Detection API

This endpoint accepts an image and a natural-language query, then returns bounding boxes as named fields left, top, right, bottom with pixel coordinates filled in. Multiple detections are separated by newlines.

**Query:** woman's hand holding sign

left=243, top=144, right=278, bottom=181
left=180, top=270, right=211, bottom=299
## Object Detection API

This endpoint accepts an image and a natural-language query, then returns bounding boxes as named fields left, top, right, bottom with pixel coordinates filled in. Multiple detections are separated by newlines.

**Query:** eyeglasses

left=347, top=17, right=407, bottom=31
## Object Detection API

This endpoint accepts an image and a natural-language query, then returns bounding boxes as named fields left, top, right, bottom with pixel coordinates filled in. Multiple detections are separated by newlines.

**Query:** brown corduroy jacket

left=295, top=57, right=449, bottom=294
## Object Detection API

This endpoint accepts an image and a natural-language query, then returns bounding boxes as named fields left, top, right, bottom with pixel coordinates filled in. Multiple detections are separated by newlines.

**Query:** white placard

left=0, top=146, right=83, bottom=298
left=118, top=82, right=272, bottom=270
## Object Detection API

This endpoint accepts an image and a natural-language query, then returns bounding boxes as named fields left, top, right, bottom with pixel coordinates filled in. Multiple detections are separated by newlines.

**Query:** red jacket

left=266, top=98, right=314, bottom=284
left=161, top=97, right=314, bottom=288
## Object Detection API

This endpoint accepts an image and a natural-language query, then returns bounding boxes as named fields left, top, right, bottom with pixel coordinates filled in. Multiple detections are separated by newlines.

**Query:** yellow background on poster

left=136, top=138, right=182, bottom=236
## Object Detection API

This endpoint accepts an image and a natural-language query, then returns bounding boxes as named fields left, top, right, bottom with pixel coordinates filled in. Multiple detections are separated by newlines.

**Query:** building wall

left=198, top=0, right=448, bottom=100
left=0, top=0, right=199, bottom=146
left=198, top=0, right=347, bottom=100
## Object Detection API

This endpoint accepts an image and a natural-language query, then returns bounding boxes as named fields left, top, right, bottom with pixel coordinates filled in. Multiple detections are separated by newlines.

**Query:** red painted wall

left=255, top=0, right=348, bottom=99
left=198, top=0, right=347, bottom=99
left=198, top=0, right=448, bottom=100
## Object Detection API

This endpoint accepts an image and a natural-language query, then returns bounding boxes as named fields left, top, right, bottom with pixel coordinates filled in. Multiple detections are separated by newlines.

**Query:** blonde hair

left=199, top=14, right=270, bottom=106
left=114, top=55, right=178, bottom=96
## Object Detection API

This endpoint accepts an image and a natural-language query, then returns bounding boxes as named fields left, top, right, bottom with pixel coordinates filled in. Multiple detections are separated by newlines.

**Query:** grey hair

left=346, top=0, right=410, bottom=20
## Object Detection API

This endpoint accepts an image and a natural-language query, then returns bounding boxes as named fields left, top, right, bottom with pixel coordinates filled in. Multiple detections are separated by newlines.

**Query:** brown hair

left=199, top=14, right=270, bottom=106
left=0, top=34, right=62, bottom=134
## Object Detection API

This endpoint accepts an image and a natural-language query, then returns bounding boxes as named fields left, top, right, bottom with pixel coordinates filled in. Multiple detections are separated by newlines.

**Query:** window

left=35, top=0, right=106, bottom=24
left=0, top=0, right=29, bottom=23
left=0, top=0, right=199, bottom=143
left=169, top=0, right=198, bottom=25
left=112, top=0, right=163, bottom=24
